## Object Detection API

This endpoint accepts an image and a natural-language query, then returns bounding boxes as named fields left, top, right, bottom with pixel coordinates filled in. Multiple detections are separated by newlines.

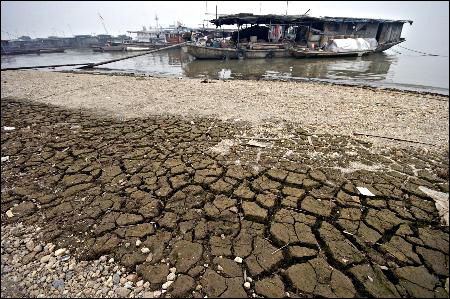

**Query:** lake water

left=1, top=47, right=448, bottom=95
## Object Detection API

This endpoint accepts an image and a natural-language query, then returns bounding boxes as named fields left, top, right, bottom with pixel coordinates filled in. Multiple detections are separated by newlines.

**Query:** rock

left=26, top=240, right=35, bottom=252
left=113, top=273, right=121, bottom=285
left=167, top=272, right=176, bottom=281
left=136, top=280, right=144, bottom=287
left=141, top=247, right=150, bottom=254
left=136, top=239, right=142, bottom=247
left=127, top=274, right=139, bottom=282
left=146, top=253, right=153, bottom=263
left=120, top=277, right=127, bottom=284
left=445, top=278, right=449, bottom=294
left=162, top=280, right=173, bottom=290
left=153, top=290, right=162, bottom=298
left=40, top=255, right=51, bottom=263
left=234, top=257, right=243, bottom=264
left=54, top=248, right=66, bottom=257
left=244, top=282, right=251, bottom=289
left=142, top=291, right=154, bottom=298
left=116, top=287, right=131, bottom=298
left=99, top=256, right=107, bottom=262
left=31, top=244, right=42, bottom=252
left=169, top=267, right=176, bottom=274
left=52, top=279, right=64, bottom=289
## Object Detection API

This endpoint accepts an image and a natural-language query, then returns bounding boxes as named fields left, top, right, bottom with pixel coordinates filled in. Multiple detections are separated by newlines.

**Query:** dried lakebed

left=1, top=98, right=449, bottom=298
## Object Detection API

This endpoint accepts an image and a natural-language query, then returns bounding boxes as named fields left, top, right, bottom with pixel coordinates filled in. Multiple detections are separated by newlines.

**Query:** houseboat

left=186, top=13, right=412, bottom=59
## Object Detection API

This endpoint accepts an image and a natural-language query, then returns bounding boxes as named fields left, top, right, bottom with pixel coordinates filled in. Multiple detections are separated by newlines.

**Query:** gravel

left=0, top=222, right=163, bottom=298
left=1, top=70, right=448, bottom=149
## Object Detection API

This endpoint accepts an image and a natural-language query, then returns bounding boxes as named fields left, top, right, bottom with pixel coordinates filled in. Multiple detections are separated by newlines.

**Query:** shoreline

left=1, top=69, right=449, bottom=150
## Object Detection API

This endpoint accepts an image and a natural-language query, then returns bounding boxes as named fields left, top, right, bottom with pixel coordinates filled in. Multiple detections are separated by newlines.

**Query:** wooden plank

left=79, top=42, right=187, bottom=69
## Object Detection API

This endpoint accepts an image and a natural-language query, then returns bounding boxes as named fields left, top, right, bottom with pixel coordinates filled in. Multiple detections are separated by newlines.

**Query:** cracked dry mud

left=1, top=98, right=449, bottom=298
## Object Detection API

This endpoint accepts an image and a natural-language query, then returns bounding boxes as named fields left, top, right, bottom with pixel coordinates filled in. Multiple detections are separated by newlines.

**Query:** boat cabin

left=210, top=13, right=412, bottom=51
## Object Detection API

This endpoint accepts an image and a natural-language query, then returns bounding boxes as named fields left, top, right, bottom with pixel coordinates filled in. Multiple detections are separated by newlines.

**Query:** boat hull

left=186, top=44, right=239, bottom=60
left=244, top=49, right=291, bottom=59
left=291, top=49, right=371, bottom=58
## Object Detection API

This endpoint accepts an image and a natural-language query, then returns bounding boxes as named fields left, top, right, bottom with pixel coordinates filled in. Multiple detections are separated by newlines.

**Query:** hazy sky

left=1, top=1, right=448, bottom=54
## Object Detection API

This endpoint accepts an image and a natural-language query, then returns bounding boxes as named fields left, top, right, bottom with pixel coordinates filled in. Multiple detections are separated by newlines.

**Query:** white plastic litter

left=3, top=126, right=15, bottom=131
left=418, top=186, right=449, bottom=226
left=356, top=187, right=375, bottom=197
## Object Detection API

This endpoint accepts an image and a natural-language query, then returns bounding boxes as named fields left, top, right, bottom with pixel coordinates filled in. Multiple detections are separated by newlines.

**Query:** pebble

left=113, top=273, right=121, bottom=285
left=116, top=287, right=131, bottom=297
left=167, top=272, right=176, bottom=281
left=127, top=274, right=138, bottom=282
left=146, top=253, right=153, bottom=263
left=52, top=279, right=65, bottom=289
left=153, top=290, right=162, bottom=298
left=54, top=248, right=66, bottom=257
left=40, top=255, right=51, bottom=263
left=143, top=291, right=154, bottom=298
left=196, top=285, right=202, bottom=291
left=136, top=239, right=142, bottom=247
left=162, top=280, right=173, bottom=290
left=244, top=282, right=251, bottom=289
left=25, top=240, right=35, bottom=251
left=33, top=245, right=43, bottom=253
left=99, top=256, right=107, bottom=262
left=136, top=280, right=144, bottom=287
left=234, top=257, right=243, bottom=263
left=246, top=277, right=253, bottom=283
left=120, top=277, right=127, bottom=284
left=108, top=258, right=115, bottom=263
left=217, top=265, right=223, bottom=271
left=169, top=267, right=176, bottom=274
left=141, top=247, right=150, bottom=254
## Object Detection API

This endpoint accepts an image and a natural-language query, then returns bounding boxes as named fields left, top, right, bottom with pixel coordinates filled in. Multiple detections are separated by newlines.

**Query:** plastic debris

left=3, top=126, right=15, bottom=131
left=356, top=187, right=375, bottom=197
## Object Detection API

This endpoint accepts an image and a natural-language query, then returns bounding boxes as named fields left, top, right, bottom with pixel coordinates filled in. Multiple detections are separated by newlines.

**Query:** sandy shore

left=1, top=70, right=448, bottom=149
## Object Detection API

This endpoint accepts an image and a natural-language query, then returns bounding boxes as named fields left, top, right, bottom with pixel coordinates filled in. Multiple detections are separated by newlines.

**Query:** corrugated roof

left=210, top=13, right=413, bottom=26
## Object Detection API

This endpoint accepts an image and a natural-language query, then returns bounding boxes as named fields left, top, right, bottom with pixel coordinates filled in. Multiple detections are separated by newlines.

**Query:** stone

left=25, top=240, right=35, bottom=252
left=167, top=272, right=176, bottom=281
left=234, top=257, right=243, bottom=264
left=54, top=248, right=66, bottom=256
left=242, top=201, right=268, bottom=222
left=52, top=279, right=64, bottom=289
left=162, top=280, right=173, bottom=290
left=254, top=275, right=285, bottom=298
left=141, top=247, right=150, bottom=254
left=117, top=287, right=132, bottom=298
left=213, top=257, right=242, bottom=278
left=244, top=282, right=251, bottom=289
left=40, top=255, right=51, bottom=263
left=153, top=291, right=162, bottom=298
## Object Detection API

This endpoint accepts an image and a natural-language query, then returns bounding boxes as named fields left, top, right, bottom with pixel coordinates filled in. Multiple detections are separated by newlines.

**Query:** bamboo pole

left=78, top=42, right=187, bottom=69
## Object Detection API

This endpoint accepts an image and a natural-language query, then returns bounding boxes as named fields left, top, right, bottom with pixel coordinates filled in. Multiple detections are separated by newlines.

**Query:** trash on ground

left=356, top=187, right=375, bottom=197
left=3, top=126, right=15, bottom=131
left=418, top=186, right=449, bottom=226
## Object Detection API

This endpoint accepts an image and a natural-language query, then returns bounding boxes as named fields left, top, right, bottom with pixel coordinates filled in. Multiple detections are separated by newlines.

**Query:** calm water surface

left=1, top=48, right=448, bottom=95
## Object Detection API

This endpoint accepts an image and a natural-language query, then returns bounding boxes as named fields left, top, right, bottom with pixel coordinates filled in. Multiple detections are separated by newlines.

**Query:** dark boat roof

left=210, top=13, right=413, bottom=26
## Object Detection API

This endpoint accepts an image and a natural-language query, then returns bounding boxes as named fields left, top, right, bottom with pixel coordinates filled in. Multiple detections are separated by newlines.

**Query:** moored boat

left=186, top=44, right=239, bottom=59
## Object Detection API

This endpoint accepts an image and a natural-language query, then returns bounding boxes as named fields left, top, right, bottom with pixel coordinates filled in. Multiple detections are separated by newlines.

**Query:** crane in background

left=98, top=13, right=109, bottom=35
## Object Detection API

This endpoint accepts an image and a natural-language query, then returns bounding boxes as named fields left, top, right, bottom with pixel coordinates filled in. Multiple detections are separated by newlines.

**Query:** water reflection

left=1, top=48, right=447, bottom=94
left=182, top=53, right=396, bottom=82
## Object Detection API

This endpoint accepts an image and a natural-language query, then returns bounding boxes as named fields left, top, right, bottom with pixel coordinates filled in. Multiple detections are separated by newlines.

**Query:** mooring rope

left=395, top=45, right=448, bottom=57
